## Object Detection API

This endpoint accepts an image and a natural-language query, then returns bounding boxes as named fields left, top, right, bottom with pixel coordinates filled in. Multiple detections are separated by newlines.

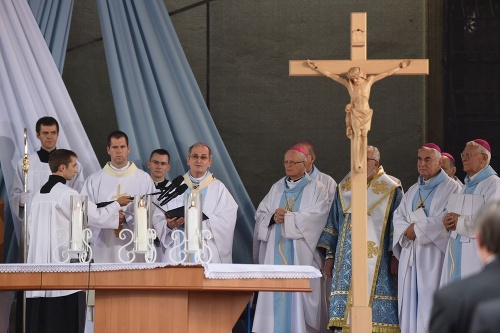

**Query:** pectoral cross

left=112, top=184, right=129, bottom=237
left=289, top=12, right=429, bottom=333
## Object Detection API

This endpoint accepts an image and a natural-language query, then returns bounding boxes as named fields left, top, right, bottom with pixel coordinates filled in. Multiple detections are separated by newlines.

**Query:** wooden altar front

left=0, top=265, right=312, bottom=332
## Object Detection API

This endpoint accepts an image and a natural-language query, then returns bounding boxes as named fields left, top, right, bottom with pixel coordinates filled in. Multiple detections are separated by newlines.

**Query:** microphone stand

left=20, top=128, right=29, bottom=333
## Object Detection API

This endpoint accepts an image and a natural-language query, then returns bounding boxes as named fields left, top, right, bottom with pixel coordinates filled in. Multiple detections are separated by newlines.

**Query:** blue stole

left=273, top=174, right=310, bottom=333
left=450, top=165, right=496, bottom=282
left=411, top=170, right=447, bottom=215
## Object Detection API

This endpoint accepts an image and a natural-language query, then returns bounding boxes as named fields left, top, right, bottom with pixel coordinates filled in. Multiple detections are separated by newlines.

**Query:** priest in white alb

left=153, top=142, right=238, bottom=263
left=393, top=143, right=461, bottom=333
left=440, top=139, right=500, bottom=285
left=81, top=131, right=155, bottom=263
left=252, top=145, right=329, bottom=333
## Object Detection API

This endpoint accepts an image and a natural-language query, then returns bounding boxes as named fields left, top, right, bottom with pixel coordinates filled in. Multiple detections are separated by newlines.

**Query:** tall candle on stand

left=187, top=200, right=200, bottom=251
left=136, top=199, right=148, bottom=251
left=71, top=202, right=83, bottom=251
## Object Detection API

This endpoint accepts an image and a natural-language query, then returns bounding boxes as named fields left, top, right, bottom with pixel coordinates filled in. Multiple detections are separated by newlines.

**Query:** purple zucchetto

left=421, top=143, right=441, bottom=153
left=472, top=139, right=491, bottom=152
left=441, top=152, right=455, bottom=162
left=288, top=145, right=309, bottom=157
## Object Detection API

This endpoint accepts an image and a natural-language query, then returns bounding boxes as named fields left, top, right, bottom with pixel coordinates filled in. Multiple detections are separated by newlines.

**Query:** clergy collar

left=37, top=147, right=55, bottom=163
left=40, top=175, right=66, bottom=193
left=468, top=165, right=489, bottom=181
left=154, top=178, right=168, bottom=189
left=419, top=173, right=439, bottom=185
left=188, top=171, right=208, bottom=182
left=109, top=161, right=131, bottom=172
left=287, top=175, right=304, bottom=183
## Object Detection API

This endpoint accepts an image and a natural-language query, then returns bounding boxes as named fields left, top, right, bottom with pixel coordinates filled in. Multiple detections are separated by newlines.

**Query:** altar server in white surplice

left=10, top=117, right=85, bottom=242
left=153, top=142, right=237, bottom=263
left=81, top=131, right=155, bottom=263
left=440, top=139, right=500, bottom=285
left=27, top=149, right=130, bottom=333
left=393, top=143, right=461, bottom=333
left=252, top=145, right=329, bottom=333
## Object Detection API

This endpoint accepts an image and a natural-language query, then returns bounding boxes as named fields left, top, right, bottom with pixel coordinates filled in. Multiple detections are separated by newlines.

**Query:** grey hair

left=367, top=146, right=380, bottom=161
left=418, top=146, right=442, bottom=160
left=467, top=141, right=491, bottom=164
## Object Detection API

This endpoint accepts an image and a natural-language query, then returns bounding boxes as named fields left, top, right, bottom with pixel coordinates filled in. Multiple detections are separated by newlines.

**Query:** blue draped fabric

left=96, top=0, right=255, bottom=263
left=0, top=0, right=95, bottom=264
left=28, top=0, right=74, bottom=74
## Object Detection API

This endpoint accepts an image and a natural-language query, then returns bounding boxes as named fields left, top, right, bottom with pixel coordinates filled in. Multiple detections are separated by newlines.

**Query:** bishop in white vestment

left=253, top=146, right=329, bottom=333
left=393, top=144, right=461, bottom=333
left=440, top=139, right=500, bottom=285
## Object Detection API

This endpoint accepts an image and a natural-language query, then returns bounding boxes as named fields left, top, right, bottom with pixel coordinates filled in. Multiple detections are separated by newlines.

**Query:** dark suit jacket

left=469, top=297, right=500, bottom=333
left=429, top=259, right=500, bottom=333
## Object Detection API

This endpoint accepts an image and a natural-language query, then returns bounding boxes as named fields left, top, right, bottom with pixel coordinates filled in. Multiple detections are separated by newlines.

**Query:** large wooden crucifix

left=289, top=12, right=428, bottom=333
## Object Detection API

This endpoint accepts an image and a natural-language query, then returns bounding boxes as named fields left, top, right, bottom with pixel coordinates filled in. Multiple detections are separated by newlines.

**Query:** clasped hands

left=274, top=208, right=287, bottom=224
left=442, top=212, right=459, bottom=231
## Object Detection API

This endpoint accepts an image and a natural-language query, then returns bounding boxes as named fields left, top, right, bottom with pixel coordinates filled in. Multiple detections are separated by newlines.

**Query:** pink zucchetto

left=421, top=143, right=441, bottom=153
left=441, top=152, right=455, bottom=162
left=288, top=145, right=308, bottom=157
left=472, top=139, right=491, bottom=152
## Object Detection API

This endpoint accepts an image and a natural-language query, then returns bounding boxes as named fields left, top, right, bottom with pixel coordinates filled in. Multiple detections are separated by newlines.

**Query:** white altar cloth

left=0, top=263, right=321, bottom=279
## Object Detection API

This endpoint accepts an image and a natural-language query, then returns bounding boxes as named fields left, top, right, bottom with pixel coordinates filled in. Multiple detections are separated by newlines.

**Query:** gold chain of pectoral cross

left=417, top=187, right=436, bottom=210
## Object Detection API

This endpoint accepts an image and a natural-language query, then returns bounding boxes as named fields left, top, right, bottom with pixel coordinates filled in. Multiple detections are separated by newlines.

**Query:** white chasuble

left=154, top=172, right=237, bottom=264
left=81, top=162, right=155, bottom=263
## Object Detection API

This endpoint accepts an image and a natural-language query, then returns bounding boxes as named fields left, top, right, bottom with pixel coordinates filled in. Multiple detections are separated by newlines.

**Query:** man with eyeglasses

left=440, top=139, right=500, bottom=286
left=154, top=142, right=237, bottom=263
left=253, top=145, right=329, bottom=333
left=393, top=143, right=461, bottom=333
left=81, top=130, right=155, bottom=263
left=295, top=141, right=337, bottom=332
left=317, top=145, right=402, bottom=332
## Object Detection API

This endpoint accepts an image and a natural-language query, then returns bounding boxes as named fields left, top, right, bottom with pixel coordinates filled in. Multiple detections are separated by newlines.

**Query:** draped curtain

left=97, top=0, right=255, bottom=263
left=28, top=0, right=74, bottom=74
left=0, top=0, right=99, bottom=263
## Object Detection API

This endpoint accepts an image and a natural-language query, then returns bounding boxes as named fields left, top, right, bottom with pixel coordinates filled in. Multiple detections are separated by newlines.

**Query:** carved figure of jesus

left=307, top=59, right=411, bottom=172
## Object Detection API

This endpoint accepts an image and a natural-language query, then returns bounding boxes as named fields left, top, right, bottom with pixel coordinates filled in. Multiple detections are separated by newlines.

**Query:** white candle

left=187, top=206, right=200, bottom=251
left=71, top=203, right=83, bottom=251
left=136, top=206, right=148, bottom=251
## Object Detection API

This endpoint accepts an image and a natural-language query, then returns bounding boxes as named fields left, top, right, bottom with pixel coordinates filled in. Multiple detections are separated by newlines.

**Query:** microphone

left=160, top=183, right=188, bottom=206
left=157, top=175, right=184, bottom=201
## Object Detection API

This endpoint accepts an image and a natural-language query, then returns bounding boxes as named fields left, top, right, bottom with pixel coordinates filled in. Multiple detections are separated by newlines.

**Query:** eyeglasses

left=283, top=160, right=304, bottom=166
left=189, top=154, right=210, bottom=161
left=367, top=158, right=378, bottom=161
left=150, top=160, right=169, bottom=166
left=460, top=152, right=484, bottom=159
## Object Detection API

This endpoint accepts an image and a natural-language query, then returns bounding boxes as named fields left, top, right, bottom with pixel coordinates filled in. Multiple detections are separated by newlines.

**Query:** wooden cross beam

left=289, top=12, right=428, bottom=333
left=289, top=13, right=429, bottom=76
